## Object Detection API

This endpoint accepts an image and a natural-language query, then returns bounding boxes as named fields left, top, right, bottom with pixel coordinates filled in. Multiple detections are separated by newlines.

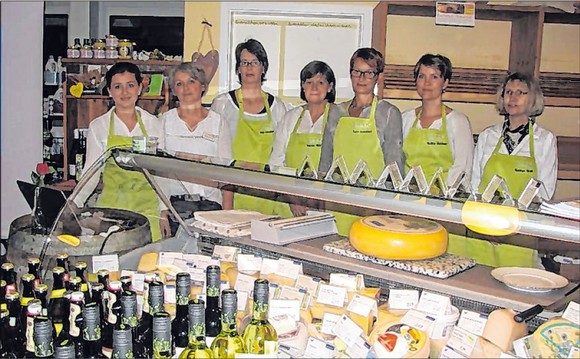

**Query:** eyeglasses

left=240, top=60, right=261, bottom=67
left=504, top=89, right=529, bottom=97
left=350, top=69, right=378, bottom=79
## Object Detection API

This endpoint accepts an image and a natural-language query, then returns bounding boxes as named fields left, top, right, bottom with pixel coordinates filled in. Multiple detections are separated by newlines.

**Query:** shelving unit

left=61, top=58, right=180, bottom=179
left=372, top=1, right=580, bottom=107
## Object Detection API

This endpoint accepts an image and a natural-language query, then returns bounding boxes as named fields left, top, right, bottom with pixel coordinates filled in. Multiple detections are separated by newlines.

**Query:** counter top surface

left=215, top=233, right=576, bottom=315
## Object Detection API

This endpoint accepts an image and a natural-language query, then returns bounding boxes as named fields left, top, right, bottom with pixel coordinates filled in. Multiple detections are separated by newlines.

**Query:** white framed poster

left=436, top=2, right=476, bottom=27
left=219, top=2, right=373, bottom=103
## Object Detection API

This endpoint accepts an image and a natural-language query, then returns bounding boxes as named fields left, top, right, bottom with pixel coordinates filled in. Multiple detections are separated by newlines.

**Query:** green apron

left=448, top=122, right=538, bottom=267
left=96, top=110, right=162, bottom=242
left=402, top=106, right=453, bottom=183
left=332, top=97, right=385, bottom=236
left=231, top=89, right=277, bottom=214
left=273, top=103, right=329, bottom=219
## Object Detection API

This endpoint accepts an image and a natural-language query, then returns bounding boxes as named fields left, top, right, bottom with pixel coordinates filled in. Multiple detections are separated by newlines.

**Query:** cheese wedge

left=482, top=308, right=528, bottom=353
left=137, top=252, right=159, bottom=272
left=350, top=214, right=448, bottom=260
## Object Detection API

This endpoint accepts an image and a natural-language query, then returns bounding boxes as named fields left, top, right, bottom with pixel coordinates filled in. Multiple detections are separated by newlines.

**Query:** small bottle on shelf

left=44, top=55, right=58, bottom=85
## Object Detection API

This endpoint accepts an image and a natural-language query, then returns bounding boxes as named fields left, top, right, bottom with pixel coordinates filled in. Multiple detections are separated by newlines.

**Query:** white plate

left=491, top=267, right=569, bottom=292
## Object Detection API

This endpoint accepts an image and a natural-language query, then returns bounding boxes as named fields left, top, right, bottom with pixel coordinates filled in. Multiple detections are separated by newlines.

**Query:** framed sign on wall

left=219, top=2, right=373, bottom=104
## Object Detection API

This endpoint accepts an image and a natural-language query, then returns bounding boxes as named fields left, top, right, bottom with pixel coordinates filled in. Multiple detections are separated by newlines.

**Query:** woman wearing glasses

left=402, top=54, right=474, bottom=188
left=472, top=72, right=557, bottom=200
left=269, top=60, right=342, bottom=217
left=319, top=47, right=404, bottom=235
left=211, top=38, right=287, bottom=213
left=160, top=62, right=233, bottom=236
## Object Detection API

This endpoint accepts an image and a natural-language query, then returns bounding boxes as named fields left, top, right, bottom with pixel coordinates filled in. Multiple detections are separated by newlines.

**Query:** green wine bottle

left=179, top=299, right=213, bottom=358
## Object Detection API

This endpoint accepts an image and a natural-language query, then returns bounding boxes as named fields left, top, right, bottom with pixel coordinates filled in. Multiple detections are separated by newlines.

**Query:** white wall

left=1, top=2, right=45, bottom=237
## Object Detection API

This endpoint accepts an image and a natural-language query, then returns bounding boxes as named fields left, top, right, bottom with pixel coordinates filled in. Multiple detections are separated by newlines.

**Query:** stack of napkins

left=539, top=200, right=580, bottom=220
left=192, top=210, right=277, bottom=237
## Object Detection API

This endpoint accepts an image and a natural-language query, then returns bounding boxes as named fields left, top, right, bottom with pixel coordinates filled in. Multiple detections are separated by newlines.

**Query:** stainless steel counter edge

left=206, top=232, right=575, bottom=316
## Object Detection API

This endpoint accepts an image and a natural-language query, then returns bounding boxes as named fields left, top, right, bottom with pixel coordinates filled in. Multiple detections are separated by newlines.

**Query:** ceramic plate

left=491, top=267, right=569, bottom=292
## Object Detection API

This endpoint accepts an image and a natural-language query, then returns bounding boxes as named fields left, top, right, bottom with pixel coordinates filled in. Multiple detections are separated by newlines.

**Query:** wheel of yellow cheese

left=349, top=214, right=448, bottom=260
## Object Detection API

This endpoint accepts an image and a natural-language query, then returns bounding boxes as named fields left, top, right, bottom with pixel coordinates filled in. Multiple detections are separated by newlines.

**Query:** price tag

left=234, top=273, right=256, bottom=294
left=400, top=309, right=436, bottom=335
left=440, top=345, right=467, bottom=358
left=269, top=314, right=298, bottom=336
left=321, top=313, right=341, bottom=335
left=212, top=245, right=239, bottom=262
left=276, top=258, right=302, bottom=279
left=157, top=252, right=182, bottom=267
left=446, top=326, right=477, bottom=357
left=295, top=274, right=322, bottom=295
left=181, top=254, right=219, bottom=270
left=260, top=258, right=279, bottom=275
left=329, top=273, right=360, bottom=291
left=279, top=286, right=310, bottom=309
left=316, top=284, right=347, bottom=308
left=237, top=254, right=263, bottom=273
left=237, top=290, right=249, bottom=312
left=172, top=258, right=190, bottom=272
left=563, top=301, right=580, bottom=323
left=164, top=284, right=176, bottom=304
left=457, top=309, right=488, bottom=336
left=92, top=254, right=119, bottom=273
left=347, top=294, right=378, bottom=317
left=331, top=314, right=364, bottom=347
left=417, top=291, right=451, bottom=316
left=131, top=273, right=145, bottom=293
left=268, top=283, right=280, bottom=301
left=269, top=299, right=301, bottom=322
left=303, top=337, right=335, bottom=358
left=187, top=267, right=206, bottom=286
left=345, top=335, right=371, bottom=358
left=388, top=289, right=419, bottom=310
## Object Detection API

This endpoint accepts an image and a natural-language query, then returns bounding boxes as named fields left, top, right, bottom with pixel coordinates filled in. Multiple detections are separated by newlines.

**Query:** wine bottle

left=210, top=289, right=246, bottom=358
left=33, top=316, right=55, bottom=358
left=119, top=289, right=139, bottom=357
left=49, top=267, right=68, bottom=337
left=173, top=272, right=191, bottom=352
left=68, top=291, right=85, bottom=358
left=102, top=280, right=122, bottom=357
left=55, top=254, right=71, bottom=276
left=73, top=261, right=90, bottom=303
left=5, top=292, right=26, bottom=358
left=112, top=307, right=133, bottom=359
left=25, top=301, right=43, bottom=358
left=135, top=280, right=164, bottom=359
left=153, top=312, right=173, bottom=359
left=34, top=284, right=50, bottom=317
left=83, top=302, right=105, bottom=358
left=242, top=278, right=278, bottom=356
left=1, top=262, right=17, bottom=294
left=179, top=299, right=213, bottom=359
left=205, top=266, right=221, bottom=340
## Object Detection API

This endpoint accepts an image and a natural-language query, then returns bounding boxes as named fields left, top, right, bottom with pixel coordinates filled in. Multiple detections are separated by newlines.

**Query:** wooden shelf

left=62, top=58, right=181, bottom=66
left=66, top=95, right=164, bottom=100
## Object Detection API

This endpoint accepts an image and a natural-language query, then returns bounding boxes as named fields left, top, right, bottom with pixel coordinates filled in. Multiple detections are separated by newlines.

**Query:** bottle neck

left=175, top=303, right=188, bottom=318
left=251, top=299, right=269, bottom=321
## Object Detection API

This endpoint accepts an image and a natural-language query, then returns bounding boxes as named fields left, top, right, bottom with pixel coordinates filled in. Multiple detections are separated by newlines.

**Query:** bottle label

left=103, top=291, right=118, bottom=324
left=69, top=303, right=81, bottom=337
left=34, top=319, right=55, bottom=357
left=83, top=304, right=101, bottom=341
left=153, top=314, right=172, bottom=357
left=26, top=316, right=35, bottom=352
left=112, top=328, right=133, bottom=359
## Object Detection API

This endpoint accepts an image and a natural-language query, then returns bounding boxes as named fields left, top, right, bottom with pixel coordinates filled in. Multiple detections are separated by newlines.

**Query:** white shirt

left=160, top=108, right=232, bottom=204
left=471, top=122, right=558, bottom=199
left=210, top=91, right=287, bottom=143
left=269, top=105, right=327, bottom=168
left=402, top=108, right=474, bottom=186
left=75, top=107, right=164, bottom=207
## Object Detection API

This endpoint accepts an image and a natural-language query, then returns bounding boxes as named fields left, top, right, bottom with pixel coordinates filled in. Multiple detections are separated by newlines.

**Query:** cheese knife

left=514, top=283, right=580, bottom=323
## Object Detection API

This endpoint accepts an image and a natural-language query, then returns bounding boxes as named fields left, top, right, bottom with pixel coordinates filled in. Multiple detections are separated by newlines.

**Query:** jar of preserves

left=105, top=34, right=119, bottom=48
left=117, top=39, right=133, bottom=60
left=105, top=46, right=118, bottom=59
left=93, top=39, right=106, bottom=59
left=80, top=38, right=93, bottom=59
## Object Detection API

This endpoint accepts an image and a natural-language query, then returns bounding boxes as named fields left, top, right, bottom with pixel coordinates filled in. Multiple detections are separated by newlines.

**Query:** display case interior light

left=461, top=200, right=522, bottom=236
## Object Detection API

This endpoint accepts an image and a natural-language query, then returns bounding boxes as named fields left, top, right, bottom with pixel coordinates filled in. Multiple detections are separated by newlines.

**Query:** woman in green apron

left=81, top=62, right=168, bottom=242
left=465, top=72, right=558, bottom=267
left=210, top=39, right=287, bottom=215
left=402, top=54, right=474, bottom=188
left=269, top=61, right=342, bottom=218
left=319, top=48, right=405, bottom=236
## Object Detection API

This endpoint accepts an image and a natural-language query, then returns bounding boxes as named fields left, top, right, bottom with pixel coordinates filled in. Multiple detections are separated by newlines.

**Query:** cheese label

left=276, top=258, right=302, bottom=279
left=234, top=272, right=255, bottom=294
left=361, top=214, right=443, bottom=234
left=157, top=251, right=182, bottom=267
left=329, top=272, right=362, bottom=291
left=237, top=290, right=249, bottom=312
left=345, top=334, right=371, bottom=358
left=417, top=291, right=451, bottom=316
left=279, top=286, right=311, bottom=309
left=164, top=284, right=176, bottom=304
left=446, top=325, right=477, bottom=356
left=131, top=273, right=145, bottom=293
left=457, top=309, right=488, bottom=336
left=212, top=245, right=239, bottom=262
left=440, top=345, right=468, bottom=358
left=269, top=299, right=301, bottom=322
left=237, top=253, right=262, bottom=273
left=347, top=294, right=377, bottom=317
left=260, top=258, right=279, bottom=275
left=400, top=309, right=436, bottom=335
left=295, top=274, right=322, bottom=296
left=304, top=337, right=335, bottom=358
left=182, top=254, right=219, bottom=269
left=388, top=289, right=419, bottom=310
left=92, top=254, right=119, bottom=272
left=563, top=301, right=580, bottom=324
left=331, top=314, right=364, bottom=347
left=317, top=284, right=347, bottom=308
left=321, top=313, right=341, bottom=335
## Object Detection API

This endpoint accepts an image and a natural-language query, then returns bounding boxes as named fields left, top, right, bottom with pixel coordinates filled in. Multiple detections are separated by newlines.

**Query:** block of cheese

left=528, top=317, right=579, bottom=358
left=138, top=252, right=159, bottom=272
left=482, top=308, right=528, bottom=353
left=369, top=321, right=431, bottom=358
left=349, top=215, right=448, bottom=260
